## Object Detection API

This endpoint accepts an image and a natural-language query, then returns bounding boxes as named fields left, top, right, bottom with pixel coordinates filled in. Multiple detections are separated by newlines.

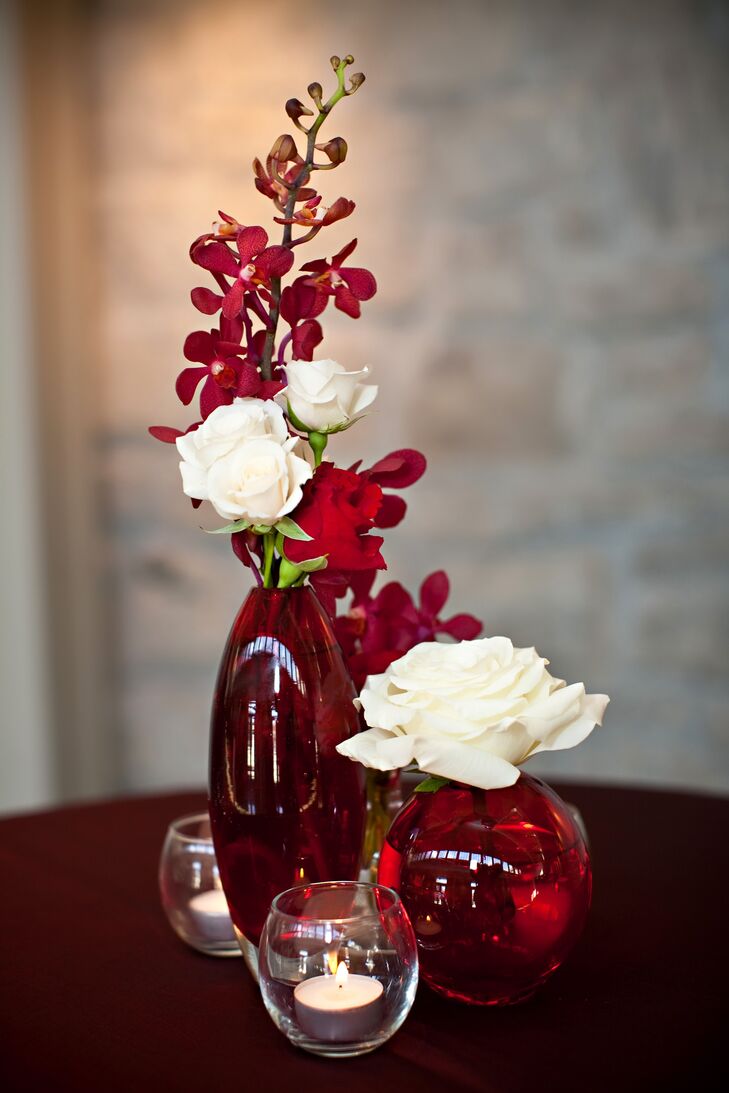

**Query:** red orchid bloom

left=300, top=238, right=376, bottom=318
left=334, top=570, right=483, bottom=690
left=177, top=321, right=281, bottom=419
left=192, top=225, right=294, bottom=320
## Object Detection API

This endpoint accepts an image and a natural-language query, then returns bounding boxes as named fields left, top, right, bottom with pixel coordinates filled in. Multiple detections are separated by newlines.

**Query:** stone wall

left=92, top=0, right=729, bottom=793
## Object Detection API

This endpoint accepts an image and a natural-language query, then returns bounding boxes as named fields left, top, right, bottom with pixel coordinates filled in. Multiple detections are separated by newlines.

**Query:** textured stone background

left=92, top=0, right=729, bottom=793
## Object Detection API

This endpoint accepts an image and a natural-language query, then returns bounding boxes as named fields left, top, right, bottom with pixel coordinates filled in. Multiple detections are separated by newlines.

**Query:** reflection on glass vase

left=209, top=585, right=367, bottom=978
left=361, top=769, right=403, bottom=882
left=378, top=773, right=591, bottom=1005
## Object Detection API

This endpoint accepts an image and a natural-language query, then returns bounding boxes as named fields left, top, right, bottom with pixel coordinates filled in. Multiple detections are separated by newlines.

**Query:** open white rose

left=176, top=397, right=312, bottom=524
left=336, top=637, right=609, bottom=791
left=284, top=358, right=378, bottom=433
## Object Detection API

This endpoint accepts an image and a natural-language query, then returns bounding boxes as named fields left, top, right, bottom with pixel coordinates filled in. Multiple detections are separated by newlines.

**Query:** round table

left=0, top=783, right=725, bottom=1092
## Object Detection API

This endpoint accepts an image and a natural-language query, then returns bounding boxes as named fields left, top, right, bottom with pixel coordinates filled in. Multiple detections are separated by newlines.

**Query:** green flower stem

left=261, top=57, right=354, bottom=381
left=309, top=431, right=328, bottom=466
left=262, top=533, right=275, bottom=588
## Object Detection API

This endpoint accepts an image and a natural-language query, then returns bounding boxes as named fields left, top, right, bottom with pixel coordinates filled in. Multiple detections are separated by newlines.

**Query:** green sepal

left=277, top=557, right=303, bottom=588
left=274, top=516, right=313, bottom=541
left=294, top=554, right=328, bottom=573
left=413, top=775, right=451, bottom=794
left=285, top=401, right=314, bottom=434
left=204, top=519, right=250, bottom=535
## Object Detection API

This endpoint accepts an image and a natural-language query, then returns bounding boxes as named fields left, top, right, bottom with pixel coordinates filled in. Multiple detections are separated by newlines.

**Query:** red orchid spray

left=150, top=53, right=482, bottom=685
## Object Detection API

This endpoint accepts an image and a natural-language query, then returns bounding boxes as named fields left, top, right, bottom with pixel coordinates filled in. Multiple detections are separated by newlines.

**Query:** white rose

left=176, top=398, right=311, bottom=524
left=283, top=358, right=378, bottom=433
left=336, top=637, right=609, bottom=791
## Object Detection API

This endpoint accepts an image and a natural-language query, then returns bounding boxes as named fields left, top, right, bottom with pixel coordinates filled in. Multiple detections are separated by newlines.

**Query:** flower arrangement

left=151, top=54, right=481, bottom=684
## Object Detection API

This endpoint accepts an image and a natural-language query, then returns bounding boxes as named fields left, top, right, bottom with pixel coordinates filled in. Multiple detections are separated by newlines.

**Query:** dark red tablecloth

left=0, top=783, right=726, bottom=1092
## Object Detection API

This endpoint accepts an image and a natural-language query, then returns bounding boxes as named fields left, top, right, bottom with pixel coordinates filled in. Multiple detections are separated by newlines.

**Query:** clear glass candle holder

left=259, top=881, right=418, bottom=1058
left=159, top=812, right=240, bottom=958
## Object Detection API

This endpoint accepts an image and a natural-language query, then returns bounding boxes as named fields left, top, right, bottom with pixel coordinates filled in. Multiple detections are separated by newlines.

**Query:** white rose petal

left=338, top=637, right=609, bottom=791
left=283, top=358, right=378, bottom=433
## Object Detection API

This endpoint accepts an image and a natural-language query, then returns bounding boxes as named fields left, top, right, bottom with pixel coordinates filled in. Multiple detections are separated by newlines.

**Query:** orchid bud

left=330, top=56, right=341, bottom=71
left=316, top=137, right=348, bottom=165
left=308, top=81, right=323, bottom=108
left=348, top=72, right=365, bottom=94
left=285, top=97, right=314, bottom=129
left=269, top=133, right=297, bottom=163
left=343, top=54, right=354, bottom=65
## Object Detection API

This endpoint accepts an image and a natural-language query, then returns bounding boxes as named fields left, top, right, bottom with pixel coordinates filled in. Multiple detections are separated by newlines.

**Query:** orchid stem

left=260, top=57, right=352, bottom=381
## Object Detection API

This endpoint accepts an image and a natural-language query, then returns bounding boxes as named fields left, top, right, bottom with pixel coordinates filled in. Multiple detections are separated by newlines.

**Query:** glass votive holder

left=258, top=881, right=418, bottom=1058
left=159, top=812, right=240, bottom=958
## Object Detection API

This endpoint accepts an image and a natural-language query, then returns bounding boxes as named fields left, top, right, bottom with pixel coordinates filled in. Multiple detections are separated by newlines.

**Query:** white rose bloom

left=284, top=358, right=378, bottom=433
left=336, top=637, right=609, bottom=791
left=176, top=398, right=311, bottom=524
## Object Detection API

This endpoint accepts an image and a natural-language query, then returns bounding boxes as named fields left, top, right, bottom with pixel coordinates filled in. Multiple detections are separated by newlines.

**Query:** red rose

left=286, top=463, right=385, bottom=573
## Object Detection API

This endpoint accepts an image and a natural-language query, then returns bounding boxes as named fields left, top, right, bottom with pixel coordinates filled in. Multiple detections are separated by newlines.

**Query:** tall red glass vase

left=209, top=586, right=366, bottom=974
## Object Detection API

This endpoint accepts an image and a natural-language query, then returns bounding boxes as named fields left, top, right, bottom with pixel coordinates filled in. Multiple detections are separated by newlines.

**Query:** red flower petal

left=183, top=331, right=216, bottom=365
left=438, top=614, right=483, bottom=640
left=237, top=225, right=269, bottom=265
left=420, top=570, right=449, bottom=617
left=375, top=581, right=414, bottom=616
left=256, top=245, right=294, bottom=279
left=175, top=366, right=208, bottom=406
left=366, top=449, right=427, bottom=488
left=222, top=279, right=245, bottom=320
left=374, top=494, right=407, bottom=528
left=292, top=319, right=323, bottom=361
left=322, top=197, right=355, bottom=225
left=220, top=314, right=243, bottom=345
left=236, top=363, right=262, bottom=397
left=191, top=287, right=223, bottom=315
left=334, top=284, right=361, bottom=318
left=340, top=267, right=377, bottom=301
left=300, top=258, right=328, bottom=274
left=192, top=241, right=240, bottom=278
left=332, top=238, right=358, bottom=267
left=148, top=425, right=183, bottom=443
left=259, top=378, right=286, bottom=400
left=200, top=376, right=232, bottom=418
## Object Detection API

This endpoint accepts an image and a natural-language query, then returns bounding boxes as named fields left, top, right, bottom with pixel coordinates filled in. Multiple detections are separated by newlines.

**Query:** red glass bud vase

left=209, top=586, right=366, bottom=973
left=378, top=774, right=591, bottom=1005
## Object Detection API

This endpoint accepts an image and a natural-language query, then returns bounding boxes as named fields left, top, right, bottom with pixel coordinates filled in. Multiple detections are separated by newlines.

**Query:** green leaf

left=204, top=519, right=250, bottom=535
left=413, top=775, right=451, bottom=794
left=275, top=517, right=313, bottom=541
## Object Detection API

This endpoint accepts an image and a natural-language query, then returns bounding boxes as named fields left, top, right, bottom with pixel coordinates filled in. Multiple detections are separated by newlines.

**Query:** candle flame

left=335, top=961, right=348, bottom=989
left=326, top=950, right=338, bottom=976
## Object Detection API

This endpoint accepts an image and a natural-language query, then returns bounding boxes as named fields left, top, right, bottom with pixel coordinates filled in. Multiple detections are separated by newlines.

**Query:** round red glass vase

left=378, top=773, right=591, bottom=1005
left=209, top=586, right=366, bottom=972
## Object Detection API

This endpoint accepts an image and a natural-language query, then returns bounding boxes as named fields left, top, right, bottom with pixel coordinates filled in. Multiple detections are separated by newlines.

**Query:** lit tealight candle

left=188, top=888, right=235, bottom=943
left=415, top=913, right=442, bottom=938
left=294, top=960, right=384, bottom=1043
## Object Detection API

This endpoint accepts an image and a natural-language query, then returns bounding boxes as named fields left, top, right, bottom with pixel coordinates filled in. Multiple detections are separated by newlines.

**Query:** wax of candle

left=188, top=888, right=235, bottom=943
left=294, top=962, right=384, bottom=1043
